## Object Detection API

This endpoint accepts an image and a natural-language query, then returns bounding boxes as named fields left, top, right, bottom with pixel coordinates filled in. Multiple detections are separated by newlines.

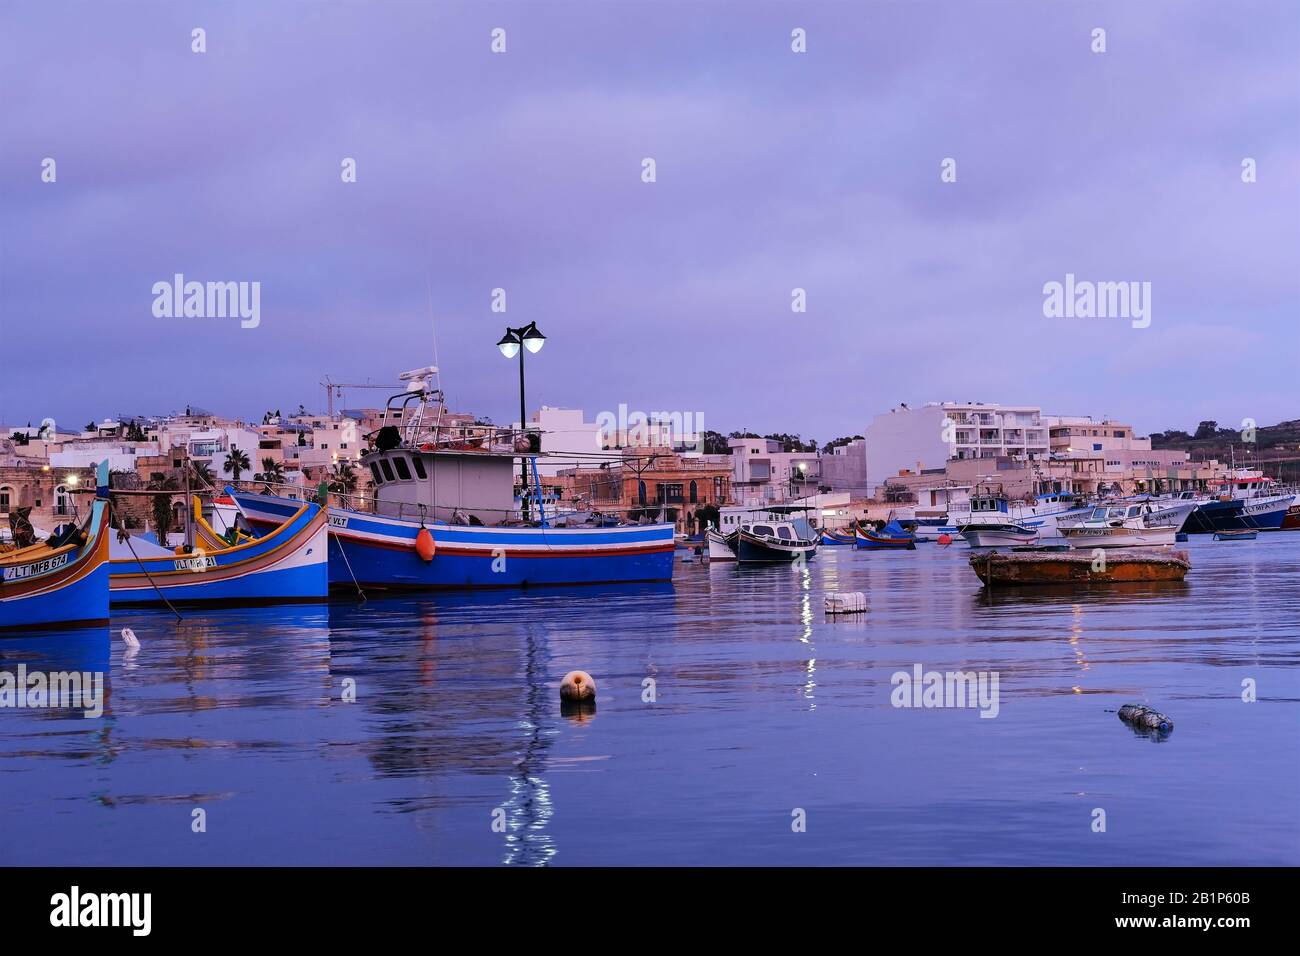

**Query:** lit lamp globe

left=521, top=322, right=546, bottom=353
left=497, top=331, right=521, bottom=359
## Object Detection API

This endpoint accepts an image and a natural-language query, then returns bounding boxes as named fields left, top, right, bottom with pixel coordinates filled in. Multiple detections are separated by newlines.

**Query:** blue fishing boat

left=855, top=519, right=916, bottom=550
left=230, top=371, right=675, bottom=591
left=820, top=527, right=855, bottom=546
left=109, top=492, right=328, bottom=606
left=0, top=461, right=111, bottom=631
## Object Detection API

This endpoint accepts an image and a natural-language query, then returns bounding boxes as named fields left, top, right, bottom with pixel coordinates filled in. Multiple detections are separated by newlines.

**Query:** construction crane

left=319, top=377, right=401, bottom=417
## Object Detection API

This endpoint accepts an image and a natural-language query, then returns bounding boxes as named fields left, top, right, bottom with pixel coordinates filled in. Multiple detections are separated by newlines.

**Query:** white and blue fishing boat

left=109, top=493, right=328, bottom=607
left=231, top=370, right=675, bottom=591
left=1182, top=472, right=1294, bottom=534
left=955, top=487, right=1040, bottom=548
left=0, top=461, right=111, bottom=631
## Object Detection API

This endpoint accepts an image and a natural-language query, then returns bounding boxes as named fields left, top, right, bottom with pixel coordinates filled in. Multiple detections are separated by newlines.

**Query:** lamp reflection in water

left=501, top=625, right=557, bottom=866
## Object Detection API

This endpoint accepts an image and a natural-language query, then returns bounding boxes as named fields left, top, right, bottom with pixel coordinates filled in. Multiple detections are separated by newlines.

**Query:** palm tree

left=258, top=458, right=285, bottom=489
left=223, top=446, right=251, bottom=483
left=147, top=474, right=179, bottom=545
left=187, top=458, right=215, bottom=491
left=327, top=461, right=358, bottom=496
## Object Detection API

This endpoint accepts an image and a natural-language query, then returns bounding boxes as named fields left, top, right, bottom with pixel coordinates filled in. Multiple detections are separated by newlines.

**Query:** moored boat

left=956, top=487, right=1039, bottom=548
left=854, top=520, right=916, bottom=550
left=734, top=521, right=818, bottom=563
left=1213, top=529, right=1257, bottom=541
left=969, top=547, right=1191, bottom=586
left=0, top=461, right=111, bottom=630
left=1058, top=503, right=1178, bottom=549
left=1282, top=504, right=1300, bottom=530
left=819, top=527, right=856, bottom=546
left=110, top=492, right=328, bottom=606
left=706, top=529, right=737, bottom=561
left=232, top=368, right=676, bottom=590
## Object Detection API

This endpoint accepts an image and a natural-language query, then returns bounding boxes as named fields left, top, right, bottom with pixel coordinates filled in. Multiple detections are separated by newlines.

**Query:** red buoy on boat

left=415, top=528, right=436, bottom=561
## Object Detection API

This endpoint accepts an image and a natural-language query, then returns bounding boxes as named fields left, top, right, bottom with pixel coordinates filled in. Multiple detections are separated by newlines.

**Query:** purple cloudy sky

left=2, top=1, right=1296, bottom=440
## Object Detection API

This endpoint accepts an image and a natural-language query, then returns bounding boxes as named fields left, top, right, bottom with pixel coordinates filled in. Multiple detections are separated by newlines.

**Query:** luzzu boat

left=231, top=369, right=675, bottom=591
left=854, top=520, right=916, bottom=550
left=0, top=461, right=111, bottom=630
left=732, top=520, right=818, bottom=563
left=819, top=527, right=855, bottom=546
left=109, top=491, right=328, bottom=607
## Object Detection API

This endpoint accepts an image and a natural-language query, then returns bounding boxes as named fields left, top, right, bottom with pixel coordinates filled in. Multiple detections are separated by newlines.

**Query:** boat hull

left=0, top=473, right=111, bottom=631
left=1061, top=526, right=1178, bottom=549
left=854, top=531, right=916, bottom=550
left=110, top=499, right=329, bottom=606
left=970, top=548, right=1190, bottom=585
left=735, top=530, right=816, bottom=563
left=232, top=491, right=676, bottom=589
left=1182, top=496, right=1292, bottom=533
left=960, top=525, right=1038, bottom=548
left=706, top=530, right=736, bottom=561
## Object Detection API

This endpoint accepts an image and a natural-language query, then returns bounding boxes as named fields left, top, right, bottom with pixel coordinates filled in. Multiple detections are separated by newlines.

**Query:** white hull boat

left=706, top=529, right=737, bottom=562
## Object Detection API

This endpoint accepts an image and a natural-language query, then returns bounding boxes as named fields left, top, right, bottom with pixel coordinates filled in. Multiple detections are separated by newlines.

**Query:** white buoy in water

left=824, top=591, right=867, bottom=614
left=120, top=628, right=140, bottom=648
left=559, top=670, right=596, bottom=702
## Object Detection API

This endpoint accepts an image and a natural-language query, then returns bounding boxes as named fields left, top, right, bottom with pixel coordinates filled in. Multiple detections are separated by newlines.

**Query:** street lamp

left=498, top=321, right=547, bottom=520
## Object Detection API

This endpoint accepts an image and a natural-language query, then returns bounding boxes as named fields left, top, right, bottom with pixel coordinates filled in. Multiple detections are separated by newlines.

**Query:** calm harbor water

left=2, top=535, right=1297, bottom=866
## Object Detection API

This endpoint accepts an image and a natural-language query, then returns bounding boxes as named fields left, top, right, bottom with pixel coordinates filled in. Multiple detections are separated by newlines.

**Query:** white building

left=864, top=402, right=1050, bottom=490
left=728, top=437, right=819, bottom=504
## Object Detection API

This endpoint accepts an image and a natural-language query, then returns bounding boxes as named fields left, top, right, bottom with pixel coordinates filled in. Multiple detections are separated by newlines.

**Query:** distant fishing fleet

left=3, top=366, right=1298, bottom=629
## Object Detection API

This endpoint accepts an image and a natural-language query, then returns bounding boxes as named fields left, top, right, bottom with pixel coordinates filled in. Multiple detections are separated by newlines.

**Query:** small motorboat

left=1058, top=503, right=1178, bottom=549
left=970, top=547, right=1191, bottom=586
left=734, top=521, right=818, bottom=563
left=0, top=461, right=111, bottom=630
left=955, top=488, right=1039, bottom=547
left=854, top=520, right=916, bottom=550
left=705, top=529, right=737, bottom=562
left=1213, top=529, right=1258, bottom=541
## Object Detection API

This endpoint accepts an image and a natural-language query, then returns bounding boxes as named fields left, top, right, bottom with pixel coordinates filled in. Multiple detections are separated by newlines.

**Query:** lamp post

left=497, top=321, right=547, bottom=520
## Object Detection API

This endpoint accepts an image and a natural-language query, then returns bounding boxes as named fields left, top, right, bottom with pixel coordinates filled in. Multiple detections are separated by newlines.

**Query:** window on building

left=689, top=480, right=698, bottom=503
left=55, top=485, right=69, bottom=515
left=638, top=481, right=646, bottom=504
left=0, top=486, right=10, bottom=513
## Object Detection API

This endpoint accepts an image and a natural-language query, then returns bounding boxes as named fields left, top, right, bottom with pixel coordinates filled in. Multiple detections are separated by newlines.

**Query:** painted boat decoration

left=109, top=491, right=328, bottom=606
left=854, top=520, right=917, bottom=550
left=0, top=461, right=111, bottom=630
left=733, top=520, right=818, bottom=563
left=969, top=547, right=1191, bottom=586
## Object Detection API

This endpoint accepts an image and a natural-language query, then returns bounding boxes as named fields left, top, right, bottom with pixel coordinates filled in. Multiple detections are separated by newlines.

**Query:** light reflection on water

left=0, top=536, right=1297, bottom=865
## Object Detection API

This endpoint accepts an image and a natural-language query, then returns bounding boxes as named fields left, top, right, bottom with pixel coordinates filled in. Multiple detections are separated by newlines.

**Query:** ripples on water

left=1, top=536, right=1297, bottom=865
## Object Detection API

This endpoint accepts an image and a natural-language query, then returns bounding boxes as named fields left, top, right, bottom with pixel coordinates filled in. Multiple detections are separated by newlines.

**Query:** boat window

left=753, top=524, right=774, bottom=536
left=380, top=459, right=397, bottom=482
left=393, top=456, right=412, bottom=481
left=369, top=462, right=383, bottom=485
left=776, top=526, right=792, bottom=539
left=411, top=456, right=428, bottom=480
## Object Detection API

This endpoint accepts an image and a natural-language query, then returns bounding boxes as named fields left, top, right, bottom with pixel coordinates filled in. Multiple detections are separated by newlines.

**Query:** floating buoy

left=1118, top=704, right=1173, bottom=733
left=559, top=670, right=596, bottom=703
left=938, top=533, right=953, bottom=546
left=414, top=527, right=436, bottom=561
left=824, top=591, right=867, bottom=614
left=120, top=628, right=140, bottom=648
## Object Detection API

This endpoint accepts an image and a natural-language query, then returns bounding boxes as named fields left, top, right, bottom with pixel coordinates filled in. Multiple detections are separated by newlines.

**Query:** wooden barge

left=970, top=548, right=1191, bottom=586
